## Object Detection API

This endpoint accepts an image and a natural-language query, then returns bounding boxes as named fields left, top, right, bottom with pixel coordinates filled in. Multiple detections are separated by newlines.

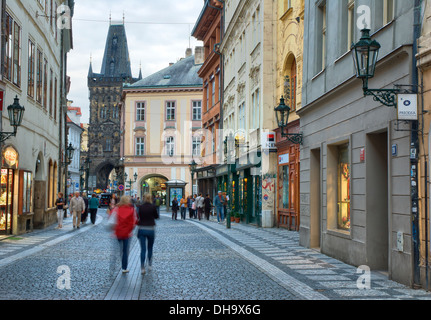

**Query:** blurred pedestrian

left=214, top=191, right=226, bottom=223
left=196, top=193, right=204, bottom=221
left=154, top=194, right=161, bottom=215
left=113, top=196, right=137, bottom=273
left=180, top=195, right=187, bottom=220
left=136, top=193, right=159, bottom=275
left=70, top=191, right=85, bottom=229
left=204, top=194, right=212, bottom=220
left=171, top=197, right=179, bottom=220
left=55, top=192, right=65, bottom=229
left=88, top=194, right=100, bottom=224
left=81, top=192, right=89, bottom=224
left=187, top=195, right=193, bottom=219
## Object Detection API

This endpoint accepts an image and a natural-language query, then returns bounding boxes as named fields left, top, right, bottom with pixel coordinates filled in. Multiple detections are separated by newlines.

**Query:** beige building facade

left=121, top=51, right=203, bottom=203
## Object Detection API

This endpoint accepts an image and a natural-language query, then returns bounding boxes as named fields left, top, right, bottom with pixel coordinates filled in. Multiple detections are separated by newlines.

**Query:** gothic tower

left=87, top=22, right=140, bottom=190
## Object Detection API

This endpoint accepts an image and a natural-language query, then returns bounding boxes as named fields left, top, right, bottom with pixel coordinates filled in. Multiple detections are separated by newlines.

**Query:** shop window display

left=0, top=169, right=14, bottom=232
left=337, top=144, right=350, bottom=230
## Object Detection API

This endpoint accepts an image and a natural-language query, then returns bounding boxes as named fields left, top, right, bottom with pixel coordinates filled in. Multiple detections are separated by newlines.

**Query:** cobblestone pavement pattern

left=0, top=208, right=430, bottom=300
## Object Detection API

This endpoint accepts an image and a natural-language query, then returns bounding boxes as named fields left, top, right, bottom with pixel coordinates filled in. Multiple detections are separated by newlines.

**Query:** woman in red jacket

left=113, top=195, right=136, bottom=273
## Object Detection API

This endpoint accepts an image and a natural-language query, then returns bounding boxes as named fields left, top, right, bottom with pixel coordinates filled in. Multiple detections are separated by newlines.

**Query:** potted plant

left=234, top=211, right=241, bottom=223
left=230, top=211, right=235, bottom=222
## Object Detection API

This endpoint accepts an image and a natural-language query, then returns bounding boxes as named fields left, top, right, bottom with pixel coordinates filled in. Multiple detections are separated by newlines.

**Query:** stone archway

left=140, top=174, right=169, bottom=203
left=94, top=161, right=116, bottom=190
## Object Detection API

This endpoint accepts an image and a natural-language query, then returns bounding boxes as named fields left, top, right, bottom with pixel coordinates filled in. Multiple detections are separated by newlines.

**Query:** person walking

left=55, top=192, right=65, bottom=229
left=136, top=193, right=159, bottom=275
left=171, top=197, right=179, bottom=220
left=204, top=194, right=212, bottom=220
left=88, top=194, right=100, bottom=224
left=70, top=191, right=85, bottom=229
left=81, top=192, right=89, bottom=224
left=196, top=193, right=204, bottom=221
left=187, top=195, right=193, bottom=219
left=154, top=194, right=161, bottom=216
left=180, top=195, right=187, bottom=220
left=113, top=196, right=137, bottom=273
left=214, top=191, right=225, bottom=223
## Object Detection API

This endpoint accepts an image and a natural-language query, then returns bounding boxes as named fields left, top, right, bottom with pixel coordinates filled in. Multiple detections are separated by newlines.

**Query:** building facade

left=87, top=22, right=140, bottom=191
left=274, top=0, right=304, bottom=231
left=0, top=0, right=73, bottom=235
left=192, top=0, right=223, bottom=200
left=220, top=0, right=277, bottom=226
left=416, top=0, right=431, bottom=290
left=299, top=0, right=417, bottom=287
left=121, top=50, right=203, bottom=204
left=66, top=103, right=83, bottom=195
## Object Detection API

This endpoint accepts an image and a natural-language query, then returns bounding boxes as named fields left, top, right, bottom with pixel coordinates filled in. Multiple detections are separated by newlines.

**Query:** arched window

left=284, top=55, right=297, bottom=111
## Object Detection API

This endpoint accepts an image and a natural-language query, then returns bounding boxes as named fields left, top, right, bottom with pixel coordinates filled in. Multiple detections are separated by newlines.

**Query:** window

left=43, top=58, right=48, bottom=109
left=316, top=2, right=327, bottom=72
left=166, top=101, right=176, bottom=121
left=13, top=22, right=22, bottom=87
left=20, top=171, right=33, bottom=214
left=36, top=49, right=43, bottom=103
left=136, top=102, right=145, bottom=121
left=54, top=77, right=58, bottom=120
left=238, top=102, right=246, bottom=131
left=251, top=88, right=260, bottom=129
left=347, top=0, right=355, bottom=52
left=337, top=144, right=350, bottom=230
left=113, top=105, right=118, bottom=119
left=206, top=83, right=209, bottom=112
left=192, top=135, right=201, bottom=156
left=4, top=13, right=13, bottom=81
left=136, top=137, right=145, bottom=156
left=212, top=78, right=216, bottom=106
left=49, top=68, right=53, bottom=116
left=105, top=139, right=112, bottom=151
left=28, top=40, right=35, bottom=98
left=212, top=127, right=215, bottom=153
left=383, top=0, right=394, bottom=25
left=100, top=106, right=106, bottom=119
left=166, top=136, right=175, bottom=156
left=192, top=101, right=202, bottom=120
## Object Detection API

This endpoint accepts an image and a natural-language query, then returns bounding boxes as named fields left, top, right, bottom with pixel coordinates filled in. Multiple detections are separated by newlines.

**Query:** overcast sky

left=67, top=0, right=204, bottom=123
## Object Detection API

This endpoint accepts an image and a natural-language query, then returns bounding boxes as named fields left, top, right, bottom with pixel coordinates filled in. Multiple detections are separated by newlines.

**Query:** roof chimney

left=194, top=46, right=205, bottom=65
left=185, top=48, right=193, bottom=58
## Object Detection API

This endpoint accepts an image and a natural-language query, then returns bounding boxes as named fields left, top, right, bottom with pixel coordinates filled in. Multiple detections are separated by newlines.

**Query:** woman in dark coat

left=136, top=193, right=159, bottom=274
left=171, top=197, right=179, bottom=220
left=204, top=194, right=212, bottom=220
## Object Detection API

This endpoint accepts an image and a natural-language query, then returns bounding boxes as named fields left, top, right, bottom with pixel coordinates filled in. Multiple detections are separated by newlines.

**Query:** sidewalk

left=105, top=208, right=431, bottom=300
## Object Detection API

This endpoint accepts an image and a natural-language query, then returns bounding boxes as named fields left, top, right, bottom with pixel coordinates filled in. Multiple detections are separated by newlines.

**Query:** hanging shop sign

left=2, top=146, right=19, bottom=169
left=261, top=132, right=277, bottom=152
left=397, top=94, right=418, bottom=121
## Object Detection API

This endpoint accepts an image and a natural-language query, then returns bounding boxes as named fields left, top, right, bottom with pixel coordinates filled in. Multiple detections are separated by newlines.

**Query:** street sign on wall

left=397, top=94, right=418, bottom=120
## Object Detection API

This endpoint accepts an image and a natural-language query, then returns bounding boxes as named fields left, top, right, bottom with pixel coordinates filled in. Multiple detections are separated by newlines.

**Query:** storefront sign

left=397, top=94, right=418, bottom=120
left=261, top=132, right=277, bottom=152
left=2, top=146, right=18, bottom=169
left=360, top=148, right=365, bottom=162
left=278, top=153, right=289, bottom=165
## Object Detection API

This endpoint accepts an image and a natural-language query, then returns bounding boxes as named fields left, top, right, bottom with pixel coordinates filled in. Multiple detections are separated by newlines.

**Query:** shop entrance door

left=0, top=169, right=14, bottom=234
left=366, top=131, right=388, bottom=271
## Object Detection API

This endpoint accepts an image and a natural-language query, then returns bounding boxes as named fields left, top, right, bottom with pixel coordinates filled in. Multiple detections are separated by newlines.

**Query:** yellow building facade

left=274, top=0, right=305, bottom=230
left=121, top=51, right=203, bottom=203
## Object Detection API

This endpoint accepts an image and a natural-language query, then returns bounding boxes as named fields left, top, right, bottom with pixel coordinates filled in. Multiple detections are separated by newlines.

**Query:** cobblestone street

left=0, top=208, right=430, bottom=302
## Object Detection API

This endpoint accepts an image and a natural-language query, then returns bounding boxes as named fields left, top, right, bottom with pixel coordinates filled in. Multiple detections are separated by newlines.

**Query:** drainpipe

left=412, top=0, right=421, bottom=287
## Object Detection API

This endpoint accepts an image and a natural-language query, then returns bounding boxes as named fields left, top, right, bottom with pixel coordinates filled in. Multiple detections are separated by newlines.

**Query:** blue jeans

left=138, top=229, right=155, bottom=268
left=118, top=238, right=130, bottom=270
left=216, top=206, right=224, bottom=222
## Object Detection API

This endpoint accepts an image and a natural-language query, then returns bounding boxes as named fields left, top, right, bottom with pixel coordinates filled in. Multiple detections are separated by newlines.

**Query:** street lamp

left=189, top=159, right=197, bottom=195
left=62, top=143, right=75, bottom=166
left=1, top=96, right=25, bottom=142
left=274, top=96, right=303, bottom=144
left=124, top=172, right=138, bottom=195
left=351, top=29, right=401, bottom=107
